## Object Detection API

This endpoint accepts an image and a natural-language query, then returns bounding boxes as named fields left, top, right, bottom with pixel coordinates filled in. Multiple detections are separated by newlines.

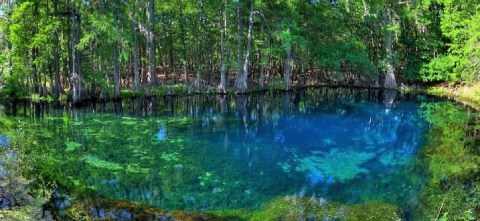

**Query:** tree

left=234, top=0, right=254, bottom=93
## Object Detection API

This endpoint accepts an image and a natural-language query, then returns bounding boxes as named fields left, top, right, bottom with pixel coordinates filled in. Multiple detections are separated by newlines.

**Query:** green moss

left=345, top=201, right=401, bottom=221
left=250, top=196, right=401, bottom=221
left=209, top=209, right=250, bottom=221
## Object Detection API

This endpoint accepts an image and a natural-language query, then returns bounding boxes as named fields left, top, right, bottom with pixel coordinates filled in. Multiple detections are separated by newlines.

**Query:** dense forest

left=0, top=0, right=478, bottom=103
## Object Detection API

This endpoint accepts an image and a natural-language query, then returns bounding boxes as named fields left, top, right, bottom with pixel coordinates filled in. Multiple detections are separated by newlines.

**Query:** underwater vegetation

left=412, top=103, right=480, bottom=220
left=0, top=88, right=478, bottom=220
left=295, top=149, right=376, bottom=182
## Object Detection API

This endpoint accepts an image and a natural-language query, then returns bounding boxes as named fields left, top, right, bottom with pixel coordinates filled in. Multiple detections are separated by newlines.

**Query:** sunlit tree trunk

left=132, top=18, right=141, bottom=92
left=384, top=5, right=397, bottom=89
left=53, top=0, right=62, bottom=99
left=235, top=0, right=254, bottom=93
left=218, top=0, right=228, bottom=93
left=71, top=5, right=83, bottom=103
left=147, top=0, right=157, bottom=87
left=178, top=1, right=189, bottom=86
left=235, top=0, right=243, bottom=90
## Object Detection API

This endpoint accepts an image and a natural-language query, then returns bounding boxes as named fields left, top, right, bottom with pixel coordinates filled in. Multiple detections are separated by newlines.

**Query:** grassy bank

left=423, top=83, right=480, bottom=110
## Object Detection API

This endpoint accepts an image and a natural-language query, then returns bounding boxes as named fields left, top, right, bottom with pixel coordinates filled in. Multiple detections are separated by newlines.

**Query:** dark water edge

left=0, top=87, right=479, bottom=221
left=3, top=87, right=414, bottom=116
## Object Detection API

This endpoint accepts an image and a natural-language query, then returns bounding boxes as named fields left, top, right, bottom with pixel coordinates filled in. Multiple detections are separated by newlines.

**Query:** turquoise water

left=2, top=88, right=430, bottom=212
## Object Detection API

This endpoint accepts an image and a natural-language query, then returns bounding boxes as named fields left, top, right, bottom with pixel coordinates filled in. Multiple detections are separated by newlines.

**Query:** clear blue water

left=3, top=88, right=430, bottom=212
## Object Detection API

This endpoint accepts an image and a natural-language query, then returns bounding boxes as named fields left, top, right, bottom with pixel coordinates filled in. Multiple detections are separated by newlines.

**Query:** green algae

left=295, top=148, right=375, bottom=182
left=82, top=155, right=123, bottom=171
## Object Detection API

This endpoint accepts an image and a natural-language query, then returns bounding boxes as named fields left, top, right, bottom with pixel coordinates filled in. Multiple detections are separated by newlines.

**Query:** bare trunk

left=236, top=1, right=243, bottom=86
left=258, top=16, right=265, bottom=88
left=179, top=2, right=188, bottom=86
left=71, top=6, right=83, bottom=103
left=132, top=19, right=141, bottom=92
left=284, top=46, right=292, bottom=90
left=53, top=0, right=61, bottom=99
left=235, top=0, right=253, bottom=93
left=218, top=0, right=227, bottom=93
left=147, top=0, right=157, bottom=86
left=384, top=6, right=397, bottom=89
left=113, top=47, right=121, bottom=99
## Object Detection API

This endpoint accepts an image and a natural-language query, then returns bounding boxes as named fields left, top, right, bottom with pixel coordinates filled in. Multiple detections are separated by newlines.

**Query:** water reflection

left=2, top=88, right=431, bottom=211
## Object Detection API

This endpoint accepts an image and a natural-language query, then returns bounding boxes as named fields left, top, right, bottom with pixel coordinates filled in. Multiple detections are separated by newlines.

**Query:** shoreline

left=422, top=85, right=480, bottom=111
left=6, top=83, right=480, bottom=112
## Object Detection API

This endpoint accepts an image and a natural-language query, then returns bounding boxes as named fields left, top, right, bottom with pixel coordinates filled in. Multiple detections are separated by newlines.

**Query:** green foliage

left=419, top=0, right=480, bottom=83
left=1, top=0, right=479, bottom=98
left=120, top=89, right=143, bottom=99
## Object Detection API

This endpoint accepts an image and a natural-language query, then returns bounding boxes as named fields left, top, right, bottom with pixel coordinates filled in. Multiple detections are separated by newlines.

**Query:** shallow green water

left=1, top=88, right=477, bottom=218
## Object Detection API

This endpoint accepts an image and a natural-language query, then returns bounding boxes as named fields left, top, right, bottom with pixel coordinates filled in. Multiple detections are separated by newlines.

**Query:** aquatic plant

left=295, top=149, right=375, bottom=182
left=82, top=155, right=123, bottom=171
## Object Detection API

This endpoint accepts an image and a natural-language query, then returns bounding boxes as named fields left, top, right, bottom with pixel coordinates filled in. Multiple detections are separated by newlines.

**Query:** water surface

left=1, top=88, right=433, bottom=212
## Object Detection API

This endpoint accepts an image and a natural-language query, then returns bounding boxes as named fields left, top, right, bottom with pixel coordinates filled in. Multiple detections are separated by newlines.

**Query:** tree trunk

left=147, top=0, right=157, bottom=86
left=179, top=1, right=189, bottom=86
left=236, top=1, right=243, bottom=89
left=218, top=0, right=227, bottom=94
left=132, top=18, right=141, bottom=92
left=284, top=46, right=292, bottom=90
left=53, top=0, right=62, bottom=99
left=235, top=0, right=254, bottom=93
left=71, top=6, right=83, bottom=104
left=113, top=47, right=121, bottom=99
left=384, top=6, right=397, bottom=89
left=258, top=16, right=265, bottom=88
